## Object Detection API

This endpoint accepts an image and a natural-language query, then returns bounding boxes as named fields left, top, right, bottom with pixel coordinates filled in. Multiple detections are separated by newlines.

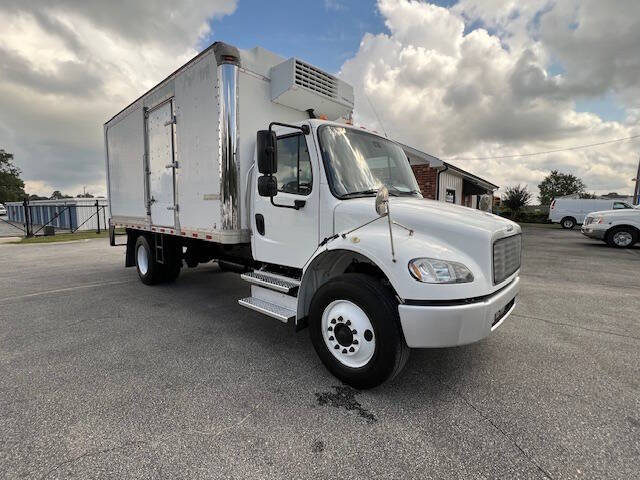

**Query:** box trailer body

left=105, top=42, right=521, bottom=388
left=105, top=44, right=353, bottom=243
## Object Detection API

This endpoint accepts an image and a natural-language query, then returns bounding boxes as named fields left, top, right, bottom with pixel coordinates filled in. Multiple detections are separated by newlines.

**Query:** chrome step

left=238, top=297, right=296, bottom=323
left=241, top=271, right=301, bottom=294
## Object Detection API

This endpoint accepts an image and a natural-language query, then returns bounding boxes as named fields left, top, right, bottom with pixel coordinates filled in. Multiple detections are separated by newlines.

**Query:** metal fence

left=0, top=198, right=108, bottom=238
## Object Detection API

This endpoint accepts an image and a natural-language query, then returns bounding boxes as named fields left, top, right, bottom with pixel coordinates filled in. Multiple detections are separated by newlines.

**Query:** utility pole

left=633, top=154, right=640, bottom=206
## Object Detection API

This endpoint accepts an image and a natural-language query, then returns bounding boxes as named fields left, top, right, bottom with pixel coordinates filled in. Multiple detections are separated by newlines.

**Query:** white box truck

left=105, top=42, right=522, bottom=388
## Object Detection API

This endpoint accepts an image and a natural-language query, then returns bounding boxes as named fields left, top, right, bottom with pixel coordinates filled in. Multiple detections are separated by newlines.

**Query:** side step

left=240, top=271, right=300, bottom=294
left=238, top=297, right=296, bottom=323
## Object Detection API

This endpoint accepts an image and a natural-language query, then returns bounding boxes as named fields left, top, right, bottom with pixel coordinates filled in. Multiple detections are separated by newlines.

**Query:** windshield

left=318, top=125, right=421, bottom=198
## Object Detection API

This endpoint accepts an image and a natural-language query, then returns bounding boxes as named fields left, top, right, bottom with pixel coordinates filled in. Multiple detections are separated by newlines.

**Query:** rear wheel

left=561, top=217, right=576, bottom=229
left=309, top=274, right=409, bottom=389
left=135, top=235, right=165, bottom=285
left=606, top=227, right=638, bottom=248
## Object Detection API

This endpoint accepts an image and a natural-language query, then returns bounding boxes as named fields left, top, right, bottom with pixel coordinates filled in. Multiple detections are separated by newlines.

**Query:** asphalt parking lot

left=1, top=225, right=638, bottom=479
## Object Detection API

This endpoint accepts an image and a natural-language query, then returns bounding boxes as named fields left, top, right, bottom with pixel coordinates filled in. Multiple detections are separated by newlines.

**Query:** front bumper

left=398, top=276, right=520, bottom=348
left=581, top=225, right=606, bottom=240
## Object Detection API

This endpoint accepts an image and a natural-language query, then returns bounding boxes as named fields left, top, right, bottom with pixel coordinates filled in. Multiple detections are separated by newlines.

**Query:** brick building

left=402, top=144, right=498, bottom=209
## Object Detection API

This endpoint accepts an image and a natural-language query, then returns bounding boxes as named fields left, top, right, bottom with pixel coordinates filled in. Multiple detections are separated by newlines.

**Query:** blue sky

left=203, top=0, right=388, bottom=73
left=205, top=0, right=457, bottom=74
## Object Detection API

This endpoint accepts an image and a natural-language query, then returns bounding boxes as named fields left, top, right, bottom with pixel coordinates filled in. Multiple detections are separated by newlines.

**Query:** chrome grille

left=584, top=216, right=593, bottom=226
left=493, top=234, right=521, bottom=284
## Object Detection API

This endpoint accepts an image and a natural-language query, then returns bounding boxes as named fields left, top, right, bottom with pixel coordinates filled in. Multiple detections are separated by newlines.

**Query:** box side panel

left=174, top=53, right=222, bottom=232
left=106, top=108, right=146, bottom=220
left=237, top=71, right=308, bottom=229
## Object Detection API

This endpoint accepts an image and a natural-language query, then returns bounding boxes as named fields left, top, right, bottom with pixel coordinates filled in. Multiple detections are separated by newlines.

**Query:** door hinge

left=164, top=115, right=177, bottom=126
left=165, top=161, right=179, bottom=169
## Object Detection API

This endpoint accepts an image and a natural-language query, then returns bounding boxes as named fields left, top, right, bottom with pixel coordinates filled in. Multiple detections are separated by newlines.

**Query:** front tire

left=309, top=274, right=409, bottom=389
left=606, top=227, right=638, bottom=248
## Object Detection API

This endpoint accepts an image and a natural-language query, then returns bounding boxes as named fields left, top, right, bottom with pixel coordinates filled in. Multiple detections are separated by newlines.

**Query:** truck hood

left=331, top=197, right=521, bottom=299
left=588, top=208, right=639, bottom=217
left=334, top=197, right=518, bottom=238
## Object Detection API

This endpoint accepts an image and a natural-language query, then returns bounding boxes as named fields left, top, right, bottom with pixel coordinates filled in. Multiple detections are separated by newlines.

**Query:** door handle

left=165, top=161, right=179, bottom=169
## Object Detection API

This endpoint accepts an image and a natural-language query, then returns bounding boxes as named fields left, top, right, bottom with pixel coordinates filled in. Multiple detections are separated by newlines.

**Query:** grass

left=15, top=230, right=110, bottom=244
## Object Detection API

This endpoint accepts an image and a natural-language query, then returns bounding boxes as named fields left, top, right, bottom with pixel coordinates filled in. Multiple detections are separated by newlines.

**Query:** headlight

left=596, top=216, right=603, bottom=224
left=408, top=258, right=474, bottom=284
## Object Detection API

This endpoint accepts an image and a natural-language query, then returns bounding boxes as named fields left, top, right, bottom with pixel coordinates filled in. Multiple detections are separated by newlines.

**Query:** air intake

left=270, top=58, right=354, bottom=120
left=294, top=60, right=337, bottom=99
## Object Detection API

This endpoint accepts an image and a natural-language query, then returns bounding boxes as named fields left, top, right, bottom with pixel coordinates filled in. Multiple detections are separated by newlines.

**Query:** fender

left=297, top=244, right=400, bottom=323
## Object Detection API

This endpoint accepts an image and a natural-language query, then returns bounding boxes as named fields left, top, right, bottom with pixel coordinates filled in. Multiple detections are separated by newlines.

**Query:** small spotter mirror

left=375, top=186, right=389, bottom=216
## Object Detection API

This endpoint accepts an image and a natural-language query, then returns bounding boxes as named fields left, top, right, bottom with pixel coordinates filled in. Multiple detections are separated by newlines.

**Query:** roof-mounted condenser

left=270, top=58, right=354, bottom=120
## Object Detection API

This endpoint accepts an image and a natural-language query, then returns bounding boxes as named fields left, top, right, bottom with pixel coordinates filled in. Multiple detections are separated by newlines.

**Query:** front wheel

left=606, top=227, right=638, bottom=248
left=309, top=274, right=410, bottom=389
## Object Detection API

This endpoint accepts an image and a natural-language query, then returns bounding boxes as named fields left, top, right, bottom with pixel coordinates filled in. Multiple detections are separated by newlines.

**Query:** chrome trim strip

left=218, top=63, right=240, bottom=230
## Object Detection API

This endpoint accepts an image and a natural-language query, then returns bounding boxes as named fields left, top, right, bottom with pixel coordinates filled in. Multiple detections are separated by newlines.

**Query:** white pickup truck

left=104, top=42, right=521, bottom=388
left=581, top=207, right=639, bottom=248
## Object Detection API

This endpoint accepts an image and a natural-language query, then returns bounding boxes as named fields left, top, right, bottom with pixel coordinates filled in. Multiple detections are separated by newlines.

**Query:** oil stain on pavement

left=315, top=386, right=377, bottom=423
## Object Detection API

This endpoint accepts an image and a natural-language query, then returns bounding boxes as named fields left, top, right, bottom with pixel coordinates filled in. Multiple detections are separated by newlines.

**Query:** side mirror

left=258, top=175, right=278, bottom=197
left=257, top=130, right=277, bottom=174
left=375, top=186, right=389, bottom=216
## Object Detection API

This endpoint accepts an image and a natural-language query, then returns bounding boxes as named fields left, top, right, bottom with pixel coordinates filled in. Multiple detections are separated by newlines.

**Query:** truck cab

left=105, top=42, right=521, bottom=388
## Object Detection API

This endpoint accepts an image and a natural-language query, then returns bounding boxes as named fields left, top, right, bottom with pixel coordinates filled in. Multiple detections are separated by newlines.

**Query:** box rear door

left=147, top=100, right=177, bottom=228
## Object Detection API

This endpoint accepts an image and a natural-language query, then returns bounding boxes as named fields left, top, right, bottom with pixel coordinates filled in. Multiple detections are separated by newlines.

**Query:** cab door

left=146, top=99, right=177, bottom=228
left=252, top=129, right=319, bottom=268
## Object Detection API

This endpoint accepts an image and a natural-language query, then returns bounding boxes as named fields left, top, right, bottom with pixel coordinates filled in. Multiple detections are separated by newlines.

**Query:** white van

left=549, top=198, right=634, bottom=229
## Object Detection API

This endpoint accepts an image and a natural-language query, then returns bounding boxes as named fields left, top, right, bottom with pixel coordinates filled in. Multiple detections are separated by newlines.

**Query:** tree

left=579, top=192, right=597, bottom=199
left=28, top=194, right=48, bottom=200
left=0, top=149, right=26, bottom=203
left=502, top=184, right=532, bottom=217
left=537, top=170, right=586, bottom=205
left=50, top=190, right=72, bottom=200
left=77, top=192, right=94, bottom=198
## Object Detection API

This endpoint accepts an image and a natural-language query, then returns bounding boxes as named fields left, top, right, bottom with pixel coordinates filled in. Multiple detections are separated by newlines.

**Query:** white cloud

left=339, top=0, right=640, bottom=200
left=0, top=0, right=236, bottom=197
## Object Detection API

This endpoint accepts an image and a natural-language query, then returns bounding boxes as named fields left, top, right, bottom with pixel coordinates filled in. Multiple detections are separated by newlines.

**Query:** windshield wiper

left=387, top=186, right=420, bottom=196
left=340, top=189, right=380, bottom=198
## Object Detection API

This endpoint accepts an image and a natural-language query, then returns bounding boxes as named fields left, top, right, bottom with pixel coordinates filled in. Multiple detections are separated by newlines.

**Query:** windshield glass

left=318, top=126, right=421, bottom=198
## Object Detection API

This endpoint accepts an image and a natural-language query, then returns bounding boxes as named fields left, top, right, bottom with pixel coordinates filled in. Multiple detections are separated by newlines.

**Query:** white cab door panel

left=252, top=130, right=319, bottom=268
left=147, top=100, right=177, bottom=227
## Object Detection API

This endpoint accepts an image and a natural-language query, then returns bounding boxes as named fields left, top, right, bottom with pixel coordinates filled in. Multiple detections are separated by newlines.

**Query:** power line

left=363, top=92, right=388, bottom=139
left=442, top=134, right=640, bottom=161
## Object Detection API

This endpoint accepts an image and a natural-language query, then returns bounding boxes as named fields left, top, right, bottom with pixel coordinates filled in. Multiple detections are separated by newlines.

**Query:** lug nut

left=352, top=339, right=358, bottom=345
left=346, top=320, right=351, bottom=326
left=334, top=345, right=340, bottom=349
left=328, top=326, right=333, bottom=332
left=342, top=348, right=347, bottom=354
left=351, top=329, right=357, bottom=335
left=349, top=347, right=355, bottom=352
left=331, top=319, right=336, bottom=324
left=329, top=336, right=334, bottom=341
left=338, top=316, right=343, bottom=322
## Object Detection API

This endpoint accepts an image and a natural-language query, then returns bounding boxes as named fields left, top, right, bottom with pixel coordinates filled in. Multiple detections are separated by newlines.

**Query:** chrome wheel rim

left=137, top=244, right=149, bottom=275
left=321, top=300, right=375, bottom=368
left=563, top=220, right=573, bottom=228
left=613, top=231, right=632, bottom=247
